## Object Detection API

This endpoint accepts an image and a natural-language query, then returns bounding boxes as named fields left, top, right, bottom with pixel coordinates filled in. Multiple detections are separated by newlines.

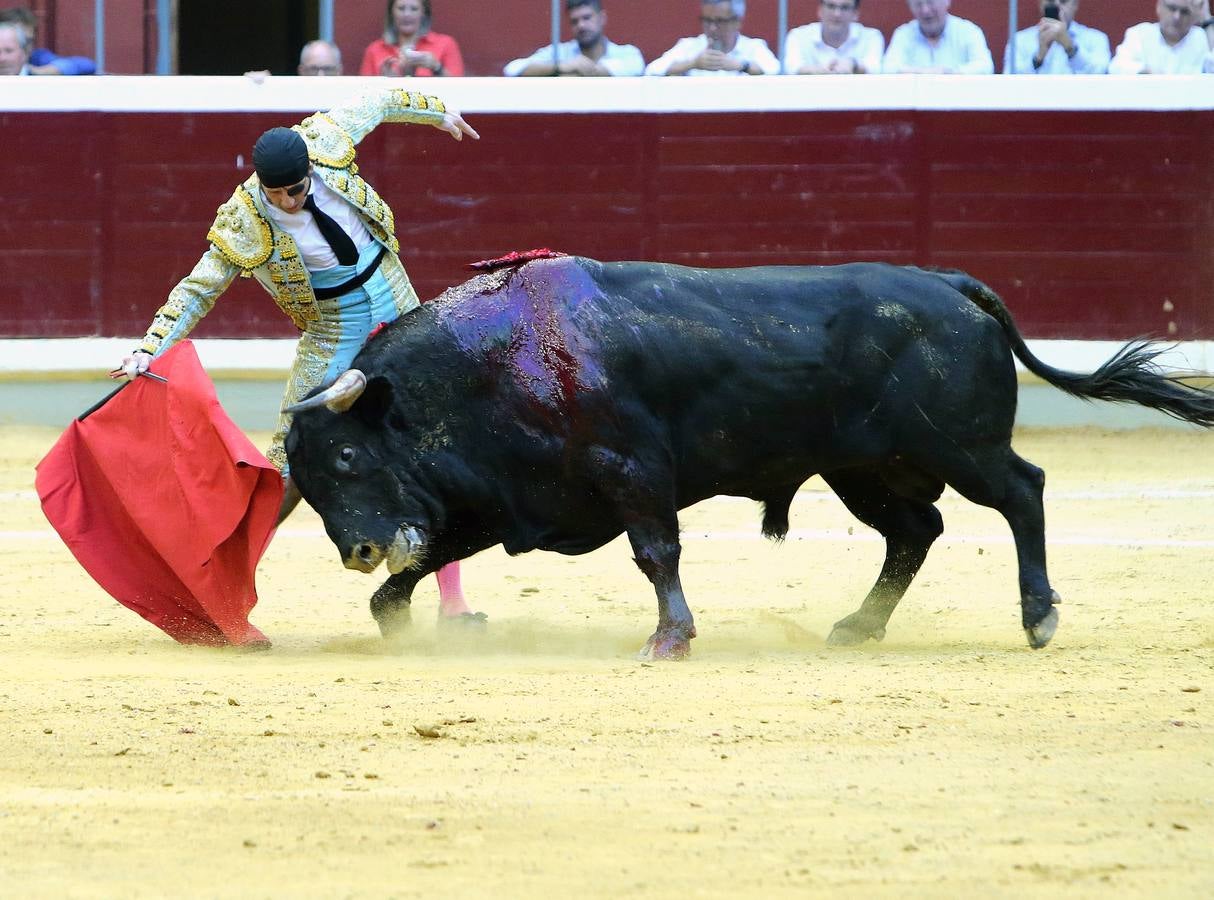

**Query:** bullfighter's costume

left=135, top=88, right=446, bottom=471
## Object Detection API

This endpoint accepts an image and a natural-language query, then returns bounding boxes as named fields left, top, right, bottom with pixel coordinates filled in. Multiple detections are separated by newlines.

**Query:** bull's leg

left=586, top=446, right=693, bottom=660
left=628, top=521, right=696, bottom=661
left=823, top=469, right=944, bottom=646
left=926, top=446, right=1060, bottom=649
left=994, top=455, right=1059, bottom=649
left=369, top=570, right=422, bottom=637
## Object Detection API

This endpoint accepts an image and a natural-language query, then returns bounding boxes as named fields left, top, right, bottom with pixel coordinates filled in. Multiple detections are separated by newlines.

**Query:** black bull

left=285, top=257, right=1214, bottom=659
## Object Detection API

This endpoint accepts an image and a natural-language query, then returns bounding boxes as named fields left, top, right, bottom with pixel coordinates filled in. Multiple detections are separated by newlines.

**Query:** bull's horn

left=284, top=369, right=367, bottom=414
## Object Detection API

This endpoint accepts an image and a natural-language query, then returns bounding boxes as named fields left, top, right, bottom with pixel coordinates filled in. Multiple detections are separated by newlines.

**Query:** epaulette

left=206, top=179, right=273, bottom=270
left=295, top=112, right=357, bottom=169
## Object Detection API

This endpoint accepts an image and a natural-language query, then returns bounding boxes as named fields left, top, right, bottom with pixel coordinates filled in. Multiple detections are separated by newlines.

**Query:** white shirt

left=1005, top=21, right=1111, bottom=74
left=783, top=22, right=885, bottom=75
left=263, top=176, right=375, bottom=272
left=1109, top=23, right=1214, bottom=75
left=503, top=38, right=645, bottom=77
left=882, top=15, right=994, bottom=74
left=645, top=33, right=781, bottom=76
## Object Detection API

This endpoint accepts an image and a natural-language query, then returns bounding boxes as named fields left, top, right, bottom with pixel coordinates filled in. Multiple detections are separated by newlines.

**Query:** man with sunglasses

left=645, top=0, right=779, bottom=76
left=1109, top=0, right=1214, bottom=73
left=115, top=88, right=482, bottom=621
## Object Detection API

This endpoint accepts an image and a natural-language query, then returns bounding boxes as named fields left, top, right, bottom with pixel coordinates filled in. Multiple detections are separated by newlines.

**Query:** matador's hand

left=111, top=350, right=151, bottom=380
left=436, top=111, right=480, bottom=141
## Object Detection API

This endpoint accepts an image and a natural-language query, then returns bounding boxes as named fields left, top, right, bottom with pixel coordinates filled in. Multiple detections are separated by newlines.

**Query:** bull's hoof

left=1024, top=606, right=1059, bottom=650
left=437, top=611, right=488, bottom=631
left=374, top=606, right=413, bottom=639
left=637, top=631, right=692, bottom=661
left=826, top=615, right=885, bottom=647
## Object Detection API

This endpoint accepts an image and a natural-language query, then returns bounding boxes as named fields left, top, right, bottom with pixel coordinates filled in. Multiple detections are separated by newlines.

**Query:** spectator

left=1005, top=0, right=1110, bottom=73
left=646, top=0, right=780, bottom=76
left=246, top=40, right=344, bottom=83
left=504, top=1, right=643, bottom=77
left=360, top=0, right=464, bottom=77
left=882, top=0, right=994, bottom=74
left=297, top=39, right=344, bottom=76
left=0, top=22, right=28, bottom=75
left=1109, top=0, right=1214, bottom=73
left=783, top=0, right=884, bottom=75
left=0, top=7, right=95, bottom=75
left=1201, top=0, right=1214, bottom=43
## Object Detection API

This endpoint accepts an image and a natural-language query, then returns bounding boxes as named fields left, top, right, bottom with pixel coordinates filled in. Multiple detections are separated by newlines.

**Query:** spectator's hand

left=693, top=49, right=731, bottom=71
left=28, top=63, right=63, bottom=76
left=559, top=55, right=599, bottom=76
left=402, top=48, right=441, bottom=72
left=825, top=57, right=858, bottom=74
left=112, top=351, right=151, bottom=381
left=1038, top=16, right=1068, bottom=53
left=435, top=111, right=480, bottom=141
left=244, top=69, right=271, bottom=84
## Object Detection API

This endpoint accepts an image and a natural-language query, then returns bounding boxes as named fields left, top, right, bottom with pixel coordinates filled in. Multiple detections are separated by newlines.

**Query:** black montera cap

left=252, top=127, right=310, bottom=188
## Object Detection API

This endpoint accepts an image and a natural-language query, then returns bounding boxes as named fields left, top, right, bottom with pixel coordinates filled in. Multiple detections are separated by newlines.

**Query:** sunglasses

left=267, top=176, right=311, bottom=197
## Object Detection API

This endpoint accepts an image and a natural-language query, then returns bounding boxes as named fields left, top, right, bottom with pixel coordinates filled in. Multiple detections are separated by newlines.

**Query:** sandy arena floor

left=0, top=424, right=1211, bottom=898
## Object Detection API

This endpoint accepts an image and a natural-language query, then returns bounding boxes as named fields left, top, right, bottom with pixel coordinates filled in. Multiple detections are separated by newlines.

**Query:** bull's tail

left=932, top=269, right=1214, bottom=428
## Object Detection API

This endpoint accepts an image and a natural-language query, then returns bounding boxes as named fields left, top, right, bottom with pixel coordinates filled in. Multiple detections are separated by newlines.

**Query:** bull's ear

left=351, top=376, right=395, bottom=427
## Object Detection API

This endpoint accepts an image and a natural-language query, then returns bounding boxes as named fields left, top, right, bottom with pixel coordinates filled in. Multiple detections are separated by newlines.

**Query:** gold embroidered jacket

left=136, top=88, right=447, bottom=356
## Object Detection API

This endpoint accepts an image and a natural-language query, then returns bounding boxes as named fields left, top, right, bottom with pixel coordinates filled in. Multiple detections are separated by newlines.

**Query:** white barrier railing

left=3, top=73, right=1214, bottom=113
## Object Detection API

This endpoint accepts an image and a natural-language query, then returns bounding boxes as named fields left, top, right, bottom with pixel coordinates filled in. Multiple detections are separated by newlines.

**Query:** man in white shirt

left=1004, top=0, right=1110, bottom=73
left=504, top=0, right=644, bottom=77
left=645, top=0, right=780, bottom=76
left=882, top=0, right=994, bottom=74
left=783, top=0, right=885, bottom=74
left=1109, top=0, right=1214, bottom=73
left=0, top=21, right=31, bottom=75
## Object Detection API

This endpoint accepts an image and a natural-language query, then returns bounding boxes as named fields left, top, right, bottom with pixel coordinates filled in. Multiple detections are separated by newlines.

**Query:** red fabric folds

left=35, top=341, right=283, bottom=646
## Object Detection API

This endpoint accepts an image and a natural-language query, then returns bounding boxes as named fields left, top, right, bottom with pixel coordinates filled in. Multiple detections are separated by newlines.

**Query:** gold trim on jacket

left=137, top=88, right=445, bottom=355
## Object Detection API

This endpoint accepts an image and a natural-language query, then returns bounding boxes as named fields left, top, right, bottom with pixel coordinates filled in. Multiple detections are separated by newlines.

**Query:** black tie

left=304, top=194, right=359, bottom=266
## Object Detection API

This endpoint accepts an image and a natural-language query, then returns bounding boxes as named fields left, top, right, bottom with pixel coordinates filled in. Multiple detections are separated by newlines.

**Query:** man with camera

left=1004, top=0, right=1111, bottom=73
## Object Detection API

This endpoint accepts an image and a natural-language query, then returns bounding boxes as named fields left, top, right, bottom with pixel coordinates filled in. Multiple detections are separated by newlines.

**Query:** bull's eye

left=335, top=444, right=357, bottom=473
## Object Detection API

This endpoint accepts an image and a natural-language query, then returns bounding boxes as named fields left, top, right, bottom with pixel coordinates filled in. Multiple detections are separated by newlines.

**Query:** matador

left=116, top=87, right=481, bottom=621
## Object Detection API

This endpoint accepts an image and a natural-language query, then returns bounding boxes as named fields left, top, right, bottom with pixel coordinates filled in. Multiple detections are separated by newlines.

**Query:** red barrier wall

left=4, top=102, right=1211, bottom=342
left=2, top=0, right=1166, bottom=76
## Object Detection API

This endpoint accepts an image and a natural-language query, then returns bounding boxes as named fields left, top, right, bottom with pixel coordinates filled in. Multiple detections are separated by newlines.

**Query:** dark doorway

left=178, top=0, right=320, bottom=75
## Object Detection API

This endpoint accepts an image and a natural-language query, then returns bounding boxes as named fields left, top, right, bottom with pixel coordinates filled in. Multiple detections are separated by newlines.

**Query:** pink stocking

left=434, top=561, right=471, bottom=617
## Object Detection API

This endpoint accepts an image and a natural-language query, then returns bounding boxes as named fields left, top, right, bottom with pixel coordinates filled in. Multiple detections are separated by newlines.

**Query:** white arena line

left=11, top=528, right=1214, bottom=549
left=3, top=338, right=1212, bottom=376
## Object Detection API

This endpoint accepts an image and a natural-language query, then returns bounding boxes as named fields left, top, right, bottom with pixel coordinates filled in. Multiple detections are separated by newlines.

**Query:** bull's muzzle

left=344, top=526, right=425, bottom=575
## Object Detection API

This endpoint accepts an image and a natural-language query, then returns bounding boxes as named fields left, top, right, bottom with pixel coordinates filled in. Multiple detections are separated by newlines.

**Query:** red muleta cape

left=35, top=341, right=283, bottom=646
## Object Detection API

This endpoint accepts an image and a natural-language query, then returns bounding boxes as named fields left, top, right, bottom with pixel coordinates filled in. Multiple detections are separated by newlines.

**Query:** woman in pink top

left=360, top=0, right=465, bottom=77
